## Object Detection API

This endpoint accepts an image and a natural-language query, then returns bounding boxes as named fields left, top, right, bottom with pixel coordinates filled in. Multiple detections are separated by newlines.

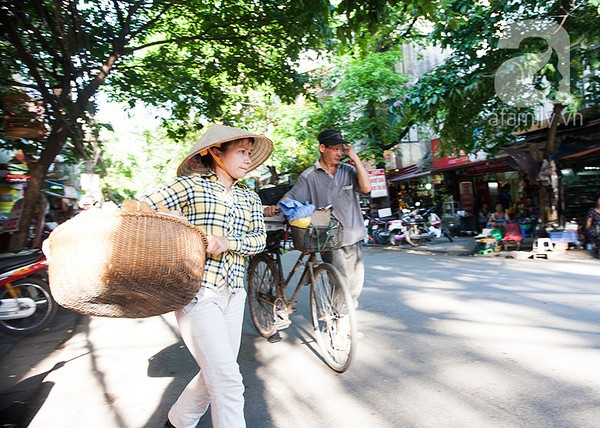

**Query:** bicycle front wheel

left=247, top=254, right=279, bottom=338
left=310, top=263, right=357, bottom=373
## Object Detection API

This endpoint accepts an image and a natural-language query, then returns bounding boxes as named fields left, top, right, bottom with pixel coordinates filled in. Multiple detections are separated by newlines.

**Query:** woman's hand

left=205, top=235, right=230, bottom=256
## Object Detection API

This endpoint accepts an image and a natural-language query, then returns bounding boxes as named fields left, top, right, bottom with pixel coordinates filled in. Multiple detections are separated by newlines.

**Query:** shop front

left=551, top=137, right=600, bottom=227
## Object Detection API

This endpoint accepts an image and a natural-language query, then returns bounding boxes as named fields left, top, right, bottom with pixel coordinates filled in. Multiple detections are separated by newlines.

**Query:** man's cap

left=177, top=124, right=274, bottom=177
left=317, top=129, right=346, bottom=146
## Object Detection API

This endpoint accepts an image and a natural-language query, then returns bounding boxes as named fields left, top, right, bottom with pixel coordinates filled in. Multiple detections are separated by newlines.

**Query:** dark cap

left=317, top=129, right=346, bottom=146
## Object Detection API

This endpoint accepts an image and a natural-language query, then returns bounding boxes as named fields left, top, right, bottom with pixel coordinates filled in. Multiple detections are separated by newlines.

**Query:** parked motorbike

left=363, top=213, right=396, bottom=245
left=387, top=217, right=409, bottom=246
left=0, top=249, right=57, bottom=336
left=401, top=203, right=454, bottom=247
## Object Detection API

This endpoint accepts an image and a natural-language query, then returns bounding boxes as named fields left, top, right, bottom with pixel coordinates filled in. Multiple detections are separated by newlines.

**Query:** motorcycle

left=401, top=203, right=454, bottom=247
left=363, top=213, right=396, bottom=245
left=0, top=249, right=57, bottom=336
left=387, top=217, right=409, bottom=246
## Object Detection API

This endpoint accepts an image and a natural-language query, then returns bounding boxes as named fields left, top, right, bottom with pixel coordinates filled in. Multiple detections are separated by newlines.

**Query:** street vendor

left=487, top=202, right=510, bottom=230
left=144, top=124, right=273, bottom=428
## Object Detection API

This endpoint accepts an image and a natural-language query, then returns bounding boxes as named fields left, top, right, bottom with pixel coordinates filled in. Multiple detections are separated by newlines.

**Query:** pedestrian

left=487, top=201, right=510, bottom=231
left=585, top=195, right=600, bottom=255
left=144, top=124, right=273, bottom=428
left=498, top=183, right=512, bottom=211
left=266, top=129, right=371, bottom=312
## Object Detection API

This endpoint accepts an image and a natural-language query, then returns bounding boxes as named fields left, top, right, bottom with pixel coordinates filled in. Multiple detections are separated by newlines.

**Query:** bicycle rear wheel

left=247, top=254, right=279, bottom=338
left=310, top=263, right=357, bottom=373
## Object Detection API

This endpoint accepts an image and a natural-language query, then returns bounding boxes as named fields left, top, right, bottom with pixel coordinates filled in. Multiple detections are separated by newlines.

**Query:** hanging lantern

left=2, top=93, right=46, bottom=140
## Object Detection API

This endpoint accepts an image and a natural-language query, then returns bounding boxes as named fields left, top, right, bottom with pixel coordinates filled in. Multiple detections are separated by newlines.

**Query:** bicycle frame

left=266, top=247, right=321, bottom=315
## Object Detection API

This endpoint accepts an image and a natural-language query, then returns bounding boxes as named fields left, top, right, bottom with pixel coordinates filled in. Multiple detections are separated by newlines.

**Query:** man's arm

left=345, top=144, right=371, bottom=194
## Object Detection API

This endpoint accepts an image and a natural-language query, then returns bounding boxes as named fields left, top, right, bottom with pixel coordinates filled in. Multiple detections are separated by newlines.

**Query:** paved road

left=1, top=246, right=599, bottom=427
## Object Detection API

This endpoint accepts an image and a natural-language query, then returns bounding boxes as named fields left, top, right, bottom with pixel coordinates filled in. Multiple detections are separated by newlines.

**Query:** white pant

left=168, top=287, right=247, bottom=428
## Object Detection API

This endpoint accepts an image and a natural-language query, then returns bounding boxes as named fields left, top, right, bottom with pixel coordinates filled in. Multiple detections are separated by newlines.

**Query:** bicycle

left=246, top=211, right=357, bottom=373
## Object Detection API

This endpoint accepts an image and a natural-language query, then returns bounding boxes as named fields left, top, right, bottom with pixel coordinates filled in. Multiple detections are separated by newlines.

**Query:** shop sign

left=459, top=181, right=474, bottom=216
left=368, top=168, right=388, bottom=198
left=463, top=160, right=513, bottom=175
left=431, top=138, right=471, bottom=169
left=0, top=198, right=23, bottom=233
left=6, top=164, right=29, bottom=183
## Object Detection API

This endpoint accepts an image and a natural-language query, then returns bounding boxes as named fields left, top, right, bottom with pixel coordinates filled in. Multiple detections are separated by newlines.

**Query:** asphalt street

left=1, top=240, right=599, bottom=428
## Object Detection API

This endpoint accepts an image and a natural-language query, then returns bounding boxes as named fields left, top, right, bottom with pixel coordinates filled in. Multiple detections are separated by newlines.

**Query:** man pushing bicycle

left=265, top=129, right=371, bottom=314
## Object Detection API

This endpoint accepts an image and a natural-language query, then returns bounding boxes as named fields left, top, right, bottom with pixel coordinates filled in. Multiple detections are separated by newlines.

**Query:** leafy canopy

left=391, top=0, right=600, bottom=155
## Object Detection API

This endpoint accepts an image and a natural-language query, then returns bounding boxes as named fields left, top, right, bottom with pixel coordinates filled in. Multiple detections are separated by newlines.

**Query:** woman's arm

left=227, top=192, right=267, bottom=256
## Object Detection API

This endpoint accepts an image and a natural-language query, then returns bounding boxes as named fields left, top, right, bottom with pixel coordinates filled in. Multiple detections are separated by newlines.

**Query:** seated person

left=487, top=202, right=510, bottom=230
left=477, top=203, right=491, bottom=229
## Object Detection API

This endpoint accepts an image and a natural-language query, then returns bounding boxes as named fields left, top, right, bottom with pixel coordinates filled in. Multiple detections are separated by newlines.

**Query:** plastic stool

left=533, top=238, right=553, bottom=252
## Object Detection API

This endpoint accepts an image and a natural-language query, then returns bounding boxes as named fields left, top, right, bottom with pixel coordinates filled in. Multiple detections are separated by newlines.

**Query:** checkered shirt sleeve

left=143, top=175, right=266, bottom=291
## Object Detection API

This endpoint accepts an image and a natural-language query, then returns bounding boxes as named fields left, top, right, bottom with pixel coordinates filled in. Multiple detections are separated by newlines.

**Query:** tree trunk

left=538, top=103, right=563, bottom=225
left=8, top=127, right=70, bottom=251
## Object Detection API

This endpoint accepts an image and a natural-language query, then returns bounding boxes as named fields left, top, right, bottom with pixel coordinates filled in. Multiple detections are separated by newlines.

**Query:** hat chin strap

left=208, top=148, right=234, bottom=178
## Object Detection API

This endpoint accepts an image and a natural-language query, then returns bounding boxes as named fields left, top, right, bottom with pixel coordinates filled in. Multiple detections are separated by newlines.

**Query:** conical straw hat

left=177, top=124, right=274, bottom=177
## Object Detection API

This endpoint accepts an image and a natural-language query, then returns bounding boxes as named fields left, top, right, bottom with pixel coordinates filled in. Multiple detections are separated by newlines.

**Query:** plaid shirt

left=144, top=173, right=266, bottom=292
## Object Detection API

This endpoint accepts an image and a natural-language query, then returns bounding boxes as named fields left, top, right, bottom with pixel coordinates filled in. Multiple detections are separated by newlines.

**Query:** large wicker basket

left=47, top=205, right=207, bottom=318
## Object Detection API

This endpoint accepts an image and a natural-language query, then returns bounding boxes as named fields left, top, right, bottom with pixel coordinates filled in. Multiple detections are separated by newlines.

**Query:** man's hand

left=263, top=205, right=280, bottom=217
left=343, top=143, right=359, bottom=162
left=205, top=235, right=230, bottom=256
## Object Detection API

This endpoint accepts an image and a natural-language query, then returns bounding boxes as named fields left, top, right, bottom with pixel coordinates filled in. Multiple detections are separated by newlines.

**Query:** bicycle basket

left=290, top=210, right=344, bottom=252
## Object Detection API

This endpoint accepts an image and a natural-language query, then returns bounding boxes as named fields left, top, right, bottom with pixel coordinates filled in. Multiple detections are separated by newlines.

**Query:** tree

left=391, top=0, right=600, bottom=154
left=275, top=1, right=442, bottom=169
left=302, top=50, right=410, bottom=167
left=0, top=0, right=334, bottom=249
left=389, top=0, right=600, bottom=222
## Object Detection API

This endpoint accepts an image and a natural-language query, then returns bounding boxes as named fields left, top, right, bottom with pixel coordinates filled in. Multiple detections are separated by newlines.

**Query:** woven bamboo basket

left=47, top=205, right=207, bottom=318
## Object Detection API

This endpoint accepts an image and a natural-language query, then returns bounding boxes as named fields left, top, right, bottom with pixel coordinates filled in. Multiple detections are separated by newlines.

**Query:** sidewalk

left=367, top=235, right=598, bottom=260
left=0, top=307, right=81, bottom=426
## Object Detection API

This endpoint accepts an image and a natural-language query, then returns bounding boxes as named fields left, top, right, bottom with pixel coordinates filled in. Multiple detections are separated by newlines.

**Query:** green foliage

left=302, top=50, right=410, bottom=165
left=0, top=0, right=335, bottom=163
left=391, top=0, right=600, bottom=155
left=99, top=124, right=192, bottom=203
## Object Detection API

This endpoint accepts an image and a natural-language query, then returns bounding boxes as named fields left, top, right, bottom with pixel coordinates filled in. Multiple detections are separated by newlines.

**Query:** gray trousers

left=321, top=241, right=364, bottom=309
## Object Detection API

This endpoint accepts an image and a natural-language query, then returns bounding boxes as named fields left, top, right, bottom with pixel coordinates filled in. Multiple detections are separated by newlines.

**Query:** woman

left=477, top=203, right=491, bottom=229
left=585, top=195, right=600, bottom=255
left=487, top=202, right=510, bottom=230
left=144, top=124, right=273, bottom=428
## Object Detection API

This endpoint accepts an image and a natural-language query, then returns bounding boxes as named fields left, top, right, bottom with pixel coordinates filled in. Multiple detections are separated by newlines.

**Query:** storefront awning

left=550, top=137, right=600, bottom=160
left=503, top=147, right=540, bottom=181
left=389, top=164, right=433, bottom=182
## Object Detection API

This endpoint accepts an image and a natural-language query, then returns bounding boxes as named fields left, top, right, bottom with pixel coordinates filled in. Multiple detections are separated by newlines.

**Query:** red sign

left=431, top=138, right=471, bottom=170
left=368, top=169, right=388, bottom=198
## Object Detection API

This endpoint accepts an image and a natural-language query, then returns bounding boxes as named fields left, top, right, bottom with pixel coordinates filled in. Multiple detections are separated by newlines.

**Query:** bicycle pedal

left=267, top=332, right=282, bottom=343
left=273, top=318, right=291, bottom=330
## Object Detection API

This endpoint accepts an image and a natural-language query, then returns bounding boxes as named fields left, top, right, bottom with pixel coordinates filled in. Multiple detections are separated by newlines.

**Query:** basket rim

left=49, top=210, right=208, bottom=248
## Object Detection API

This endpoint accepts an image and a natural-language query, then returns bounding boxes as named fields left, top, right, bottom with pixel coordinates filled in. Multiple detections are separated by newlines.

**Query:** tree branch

left=382, top=121, right=415, bottom=151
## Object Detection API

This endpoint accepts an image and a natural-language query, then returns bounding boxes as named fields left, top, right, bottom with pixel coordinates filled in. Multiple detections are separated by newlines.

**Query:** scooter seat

left=0, top=249, right=43, bottom=273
